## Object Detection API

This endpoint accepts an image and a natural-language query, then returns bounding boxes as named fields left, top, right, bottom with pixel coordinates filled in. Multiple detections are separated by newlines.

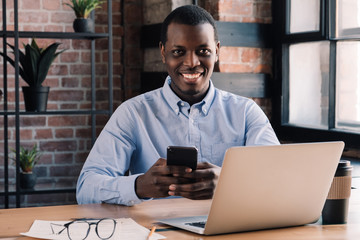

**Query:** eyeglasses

left=50, top=218, right=117, bottom=240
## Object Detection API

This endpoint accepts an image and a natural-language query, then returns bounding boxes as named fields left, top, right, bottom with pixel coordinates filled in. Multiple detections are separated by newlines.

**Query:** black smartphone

left=167, top=146, right=198, bottom=170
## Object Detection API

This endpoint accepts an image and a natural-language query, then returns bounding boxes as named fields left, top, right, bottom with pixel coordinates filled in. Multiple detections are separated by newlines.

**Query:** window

left=273, top=0, right=360, bottom=147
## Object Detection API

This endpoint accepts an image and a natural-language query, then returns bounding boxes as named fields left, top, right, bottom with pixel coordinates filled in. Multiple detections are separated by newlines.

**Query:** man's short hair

left=160, top=5, right=218, bottom=45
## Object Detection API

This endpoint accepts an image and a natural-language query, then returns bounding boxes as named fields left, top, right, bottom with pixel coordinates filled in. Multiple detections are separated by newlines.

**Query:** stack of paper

left=21, top=218, right=166, bottom=240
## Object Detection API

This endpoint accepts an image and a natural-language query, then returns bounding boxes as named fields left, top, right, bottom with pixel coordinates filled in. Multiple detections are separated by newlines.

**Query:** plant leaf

left=37, top=42, right=62, bottom=86
left=24, top=44, right=41, bottom=85
left=0, top=45, right=30, bottom=84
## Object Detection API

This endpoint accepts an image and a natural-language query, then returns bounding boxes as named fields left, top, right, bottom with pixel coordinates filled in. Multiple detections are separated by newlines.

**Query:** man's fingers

left=169, top=180, right=215, bottom=194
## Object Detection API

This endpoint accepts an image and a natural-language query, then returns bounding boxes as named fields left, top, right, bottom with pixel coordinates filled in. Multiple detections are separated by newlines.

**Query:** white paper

left=20, top=218, right=166, bottom=240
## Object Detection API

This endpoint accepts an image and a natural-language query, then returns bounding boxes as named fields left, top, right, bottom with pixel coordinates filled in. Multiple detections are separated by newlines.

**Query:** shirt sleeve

left=76, top=104, right=144, bottom=206
left=244, top=100, right=280, bottom=146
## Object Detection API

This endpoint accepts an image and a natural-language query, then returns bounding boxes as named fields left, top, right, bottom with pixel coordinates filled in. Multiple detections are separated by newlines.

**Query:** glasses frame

left=51, top=218, right=117, bottom=240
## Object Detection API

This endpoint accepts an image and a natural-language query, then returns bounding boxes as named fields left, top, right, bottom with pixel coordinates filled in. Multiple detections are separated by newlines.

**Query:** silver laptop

left=159, top=141, right=345, bottom=235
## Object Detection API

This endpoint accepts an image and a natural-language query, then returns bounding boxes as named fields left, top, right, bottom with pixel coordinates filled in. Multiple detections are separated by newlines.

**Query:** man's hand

left=135, top=158, right=192, bottom=199
left=168, top=162, right=221, bottom=200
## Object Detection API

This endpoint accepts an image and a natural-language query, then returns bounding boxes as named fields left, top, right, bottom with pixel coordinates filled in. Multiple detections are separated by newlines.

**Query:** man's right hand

left=135, top=158, right=192, bottom=199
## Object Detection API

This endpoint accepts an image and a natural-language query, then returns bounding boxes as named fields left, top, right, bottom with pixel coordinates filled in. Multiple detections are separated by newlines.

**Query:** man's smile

left=181, top=72, right=203, bottom=83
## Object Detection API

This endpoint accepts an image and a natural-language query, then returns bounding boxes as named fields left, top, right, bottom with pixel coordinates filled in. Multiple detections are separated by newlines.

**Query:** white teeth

left=182, top=73, right=201, bottom=79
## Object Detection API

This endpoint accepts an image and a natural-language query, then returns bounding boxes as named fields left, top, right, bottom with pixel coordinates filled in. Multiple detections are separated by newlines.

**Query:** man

left=76, top=5, right=279, bottom=206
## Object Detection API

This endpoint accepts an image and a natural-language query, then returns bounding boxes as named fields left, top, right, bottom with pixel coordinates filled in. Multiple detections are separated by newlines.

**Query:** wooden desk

left=1, top=189, right=359, bottom=240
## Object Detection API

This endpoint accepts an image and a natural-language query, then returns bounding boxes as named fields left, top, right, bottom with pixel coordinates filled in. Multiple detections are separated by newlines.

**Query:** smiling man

left=76, top=5, right=279, bottom=206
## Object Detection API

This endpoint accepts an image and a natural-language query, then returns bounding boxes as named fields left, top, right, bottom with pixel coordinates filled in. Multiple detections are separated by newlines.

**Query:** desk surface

left=1, top=188, right=359, bottom=240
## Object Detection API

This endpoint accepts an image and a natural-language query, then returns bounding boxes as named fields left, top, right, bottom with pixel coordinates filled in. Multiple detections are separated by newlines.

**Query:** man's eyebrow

left=172, top=45, right=185, bottom=48
left=198, top=44, right=210, bottom=48
left=171, top=44, right=210, bottom=49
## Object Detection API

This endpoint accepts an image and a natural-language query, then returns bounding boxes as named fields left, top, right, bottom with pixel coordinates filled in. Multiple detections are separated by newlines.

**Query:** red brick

left=60, top=104, right=79, bottom=109
left=72, top=40, right=91, bottom=50
left=35, top=129, right=53, bottom=139
left=61, top=52, right=80, bottom=63
left=81, top=77, right=92, bottom=88
left=50, top=164, right=82, bottom=177
left=125, top=46, right=142, bottom=66
left=48, top=90, right=85, bottom=101
left=254, top=64, right=272, bottom=74
left=219, top=63, right=253, bottom=73
left=20, top=117, right=46, bottom=127
left=124, top=3, right=142, bottom=24
left=242, top=48, right=262, bottom=63
left=21, top=0, right=41, bottom=10
left=95, top=38, right=109, bottom=50
left=51, top=12, right=74, bottom=24
left=44, top=25, right=64, bottom=32
left=23, top=25, right=44, bottom=31
left=219, top=47, right=241, bottom=63
left=48, top=64, right=69, bottom=75
left=76, top=128, right=92, bottom=139
left=62, top=77, right=80, bottom=87
left=81, top=52, right=91, bottom=63
left=16, top=12, right=48, bottom=23
left=40, top=140, right=77, bottom=151
left=20, top=129, right=33, bottom=140
left=48, top=116, right=87, bottom=127
left=37, top=153, right=52, bottom=164
left=43, top=78, right=60, bottom=88
left=254, top=2, right=272, bottom=18
left=75, top=152, right=89, bottom=163
left=55, top=128, right=74, bottom=138
left=54, top=153, right=74, bottom=164
left=70, top=64, right=91, bottom=75
left=43, top=0, right=61, bottom=10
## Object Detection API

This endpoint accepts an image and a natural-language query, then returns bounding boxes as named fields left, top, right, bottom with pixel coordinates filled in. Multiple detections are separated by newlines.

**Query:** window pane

left=288, top=41, right=329, bottom=128
left=336, top=41, right=360, bottom=130
left=290, top=0, right=320, bottom=33
left=336, top=0, right=360, bottom=37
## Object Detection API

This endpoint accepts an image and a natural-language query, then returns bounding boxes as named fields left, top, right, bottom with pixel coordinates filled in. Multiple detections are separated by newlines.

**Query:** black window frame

left=272, top=0, right=360, bottom=148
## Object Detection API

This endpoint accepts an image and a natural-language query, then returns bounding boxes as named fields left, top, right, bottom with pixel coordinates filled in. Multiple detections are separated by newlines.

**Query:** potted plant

left=0, top=38, right=65, bottom=111
left=64, top=0, right=105, bottom=33
left=11, top=144, right=41, bottom=189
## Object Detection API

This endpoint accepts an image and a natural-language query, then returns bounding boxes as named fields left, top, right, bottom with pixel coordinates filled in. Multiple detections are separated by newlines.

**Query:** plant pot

left=22, top=86, right=49, bottom=112
left=20, top=172, right=37, bottom=189
left=73, top=18, right=94, bottom=33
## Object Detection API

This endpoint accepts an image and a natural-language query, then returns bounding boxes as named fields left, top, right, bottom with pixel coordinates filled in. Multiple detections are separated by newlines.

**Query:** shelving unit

left=0, top=0, right=113, bottom=208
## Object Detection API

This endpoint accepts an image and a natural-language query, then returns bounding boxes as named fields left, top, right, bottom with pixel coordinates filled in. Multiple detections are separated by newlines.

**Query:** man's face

left=160, top=23, right=219, bottom=104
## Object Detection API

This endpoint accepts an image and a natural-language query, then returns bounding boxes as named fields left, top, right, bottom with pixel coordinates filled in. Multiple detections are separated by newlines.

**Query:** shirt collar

left=162, top=75, right=215, bottom=116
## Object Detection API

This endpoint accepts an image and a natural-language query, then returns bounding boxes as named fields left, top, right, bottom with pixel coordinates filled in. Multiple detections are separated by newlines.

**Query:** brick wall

left=0, top=0, right=123, bottom=208
left=1, top=0, right=274, bottom=208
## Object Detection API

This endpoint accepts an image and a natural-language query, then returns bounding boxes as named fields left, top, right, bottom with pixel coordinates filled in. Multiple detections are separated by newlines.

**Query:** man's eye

left=172, top=50, right=184, bottom=56
left=198, top=49, right=211, bottom=55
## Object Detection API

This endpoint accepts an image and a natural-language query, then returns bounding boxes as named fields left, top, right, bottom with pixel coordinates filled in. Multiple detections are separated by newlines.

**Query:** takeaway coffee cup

left=322, top=160, right=352, bottom=224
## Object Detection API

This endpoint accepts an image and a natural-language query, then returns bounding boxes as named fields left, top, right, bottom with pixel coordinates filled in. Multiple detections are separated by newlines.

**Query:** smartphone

left=167, top=146, right=198, bottom=170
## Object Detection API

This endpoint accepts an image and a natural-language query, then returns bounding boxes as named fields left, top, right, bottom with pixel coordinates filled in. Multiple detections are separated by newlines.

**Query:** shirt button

left=203, top=108, right=207, bottom=113
left=181, top=102, right=185, bottom=106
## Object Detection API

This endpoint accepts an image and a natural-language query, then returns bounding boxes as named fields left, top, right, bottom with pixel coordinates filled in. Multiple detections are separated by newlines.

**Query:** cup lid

left=337, top=160, right=353, bottom=170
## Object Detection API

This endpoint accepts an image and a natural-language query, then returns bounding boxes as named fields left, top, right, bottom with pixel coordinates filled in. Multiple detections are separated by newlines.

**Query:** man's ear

left=159, top=41, right=166, bottom=63
left=215, top=41, right=220, bottom=62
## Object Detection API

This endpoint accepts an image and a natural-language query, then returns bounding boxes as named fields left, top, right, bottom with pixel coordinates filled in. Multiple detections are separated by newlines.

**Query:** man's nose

left=183, top=51, right=200, bottom=68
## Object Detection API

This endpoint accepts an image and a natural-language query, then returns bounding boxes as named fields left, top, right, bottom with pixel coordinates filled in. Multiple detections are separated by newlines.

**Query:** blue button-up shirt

left=76, top=77, right=279, bottom=206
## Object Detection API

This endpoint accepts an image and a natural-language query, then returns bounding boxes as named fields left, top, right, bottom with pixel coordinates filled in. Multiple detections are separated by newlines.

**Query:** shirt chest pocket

left=202, top=141, right=245, bottom=166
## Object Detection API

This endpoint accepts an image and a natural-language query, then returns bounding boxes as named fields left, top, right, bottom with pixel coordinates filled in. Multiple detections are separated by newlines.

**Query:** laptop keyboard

left=185, top=221, right=206, bottom=228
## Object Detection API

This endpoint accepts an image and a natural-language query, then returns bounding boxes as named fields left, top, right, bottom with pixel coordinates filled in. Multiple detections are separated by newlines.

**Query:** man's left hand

left=168, top=162, right=221, bottom=200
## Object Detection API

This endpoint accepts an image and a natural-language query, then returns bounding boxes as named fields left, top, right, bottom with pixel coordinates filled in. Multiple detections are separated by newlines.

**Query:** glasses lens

left=96, top=219, right=116, bottom=239
left=68, top=221, right=89, bottom=240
